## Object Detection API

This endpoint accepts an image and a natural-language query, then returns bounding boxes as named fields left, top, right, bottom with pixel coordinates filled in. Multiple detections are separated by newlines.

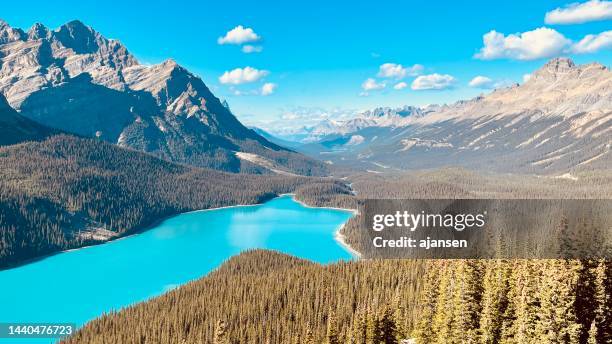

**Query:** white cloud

left=407, top=64, right=425, bottom=76
left=523, top=74, right=532, bottom=83
left=468, top=76, right=495, bottom=89
left=378, top=63, right=406, bottom=78
left=393, top=81, right=408, bottom=90
left=218, top=25, right=261, bottom=45
left=361, top=78, right=386, bottom=91
left=572, top=30, right=612, bottom=53
left=377, top=63, right=424, bottom=79
left=219, top=67, right=269, bottom=85
left=545, top=0, right=612, bottom=24
left=475, top=27, right=571, bottom=60
left=411, top=73, right=456, bottom=90
left=261, top=83, right=277, bottom=96
left=242, top=45, right=263, bottom=53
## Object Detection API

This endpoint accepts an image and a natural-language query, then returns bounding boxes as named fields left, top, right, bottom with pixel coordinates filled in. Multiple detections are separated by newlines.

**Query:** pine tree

left=592, top=259, right=611, bottom=343
left=536, top=260, right=582, bottom=343
left=214, top=320, right=229, bottom=344
left=379, top=306, right=398, bottom=344
left=480, top=260, right=510, bottom=344
left=414, top=263, right=440, bottom=344
left=368, top=309, right=383, bottom=344
left=451, top=260, right=483, bottom=344
left=392, top=290, right=406, bottom=342
left=432, top=261, right=455, bottom=344
left=587, top=321, right=597, bottom=344
left=305, top=323, right=316, bottom=344
left=511, top=260, right=540, bottom=344
left=327, top=310, right=340, bottom=344
left=352, top=307, right=368, bottom=344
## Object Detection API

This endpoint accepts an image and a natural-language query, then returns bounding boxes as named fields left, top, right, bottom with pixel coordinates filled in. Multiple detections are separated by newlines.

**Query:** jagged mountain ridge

left=0, top=19, right=327, bottom=175
left=288, top=105, right=425, bottom=143
left=299, top=58, right=611, bottom=173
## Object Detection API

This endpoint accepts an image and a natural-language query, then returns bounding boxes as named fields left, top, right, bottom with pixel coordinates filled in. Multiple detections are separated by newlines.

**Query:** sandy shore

left=335, top=224, right=362, bottom=258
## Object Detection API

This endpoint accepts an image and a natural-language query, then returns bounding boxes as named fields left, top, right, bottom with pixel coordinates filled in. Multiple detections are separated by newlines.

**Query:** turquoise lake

left=0, top=195, right=354, bottom=343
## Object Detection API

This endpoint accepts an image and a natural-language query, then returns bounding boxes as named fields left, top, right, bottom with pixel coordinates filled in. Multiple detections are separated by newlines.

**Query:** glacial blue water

left=0, top=195, right=354, bottom=343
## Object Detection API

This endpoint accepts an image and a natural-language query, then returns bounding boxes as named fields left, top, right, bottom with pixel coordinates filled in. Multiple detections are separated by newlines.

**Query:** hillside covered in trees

left=64, top=250, right=612, bottom=344
left=63, top=170, right=612, bottom=343
left=63, top=250, right=426, bottom=344
left=0, top=134, right=348, bottom=268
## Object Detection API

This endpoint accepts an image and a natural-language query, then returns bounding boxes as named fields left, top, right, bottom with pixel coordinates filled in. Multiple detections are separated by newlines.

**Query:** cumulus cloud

left=545, top=0, right=612, bottom=24
left=468, top=76, right=495, bottom=89
left=377, top=63, right=424, bottom=79
left=393, top=82, right=408, bottom=90
left=475, top=27, right=572, bottom=60
left=572, top=30, right=612, bottom=53
left=218, top=25, right=261, bottom=45
left=219, top=67, right=269, bottom=85
left=361, top=78, right=386, bottom=91
left=261, top=83, right=277, bottom=96
left=378, top=63, right=406, bottom=78
left=407, top=64, right=425, bottom=76
left=411, top=73, right=456, bottom=90
left=242, top=45, right=263, bottom=53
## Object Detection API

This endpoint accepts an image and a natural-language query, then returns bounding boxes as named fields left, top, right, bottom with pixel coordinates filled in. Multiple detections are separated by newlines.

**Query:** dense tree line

left=334, top=168, right=612, bottom=256
left=414, top=259, right=612, bottom=344
left=63, top=250, right=426, bottom=344
left=0, top=135, right=345, bottom=268
left=64, top=252, right=612, bottom=344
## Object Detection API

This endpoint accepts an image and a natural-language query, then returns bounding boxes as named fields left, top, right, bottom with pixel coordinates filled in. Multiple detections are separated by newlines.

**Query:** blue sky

left=2, top=0, right=611, bottom=131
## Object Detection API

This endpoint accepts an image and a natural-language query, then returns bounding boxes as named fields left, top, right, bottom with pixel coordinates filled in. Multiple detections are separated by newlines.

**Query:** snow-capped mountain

left=0, top=19, right=326, bottom=175
left=299, top=58, right=611, bottom=173
left=286, top=105, right=425, bottom=143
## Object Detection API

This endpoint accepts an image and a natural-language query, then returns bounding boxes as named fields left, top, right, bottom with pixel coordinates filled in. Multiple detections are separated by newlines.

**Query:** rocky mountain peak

left=0, top=19, right=25, bottom=43
left=545, top=57, right=575, bottom=69
left=0, top=19, right=325, bottom=175
left=53, top=20, right=102, bottom=54
left=532, top=57, right=577, bottom=81
left=27, top=22, right=50, bottom=40
left=162, top=58, right=178, bottom=67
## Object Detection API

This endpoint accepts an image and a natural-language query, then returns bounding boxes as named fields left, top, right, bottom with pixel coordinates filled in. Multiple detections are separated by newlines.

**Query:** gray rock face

left=0, top=20, right=326, bottom=175
left=0, top=93, right=58, bottom=145
left=301, top=58, right=611, bottom=174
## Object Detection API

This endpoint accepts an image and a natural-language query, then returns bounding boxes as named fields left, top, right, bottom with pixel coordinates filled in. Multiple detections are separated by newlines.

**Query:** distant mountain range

left=296, top=58, right=611, bottom=174
left=0, top=19, right=326, bottom=176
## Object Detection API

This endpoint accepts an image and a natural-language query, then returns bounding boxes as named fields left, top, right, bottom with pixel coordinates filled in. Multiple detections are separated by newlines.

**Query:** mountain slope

left=0, top=93, right=58, bottom=145
left=0, top=131, right=343, bottom=268
left=0, top=19, right=327, bottom=175
left=251, top=127, right=304, bottom=149
left=303, top=58, right=611, bottom=174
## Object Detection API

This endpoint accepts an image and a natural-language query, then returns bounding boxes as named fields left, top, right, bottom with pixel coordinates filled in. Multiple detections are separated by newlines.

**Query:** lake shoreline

left=1, top=193, right=360, bottom=271
left=287, top=193, right=362, bottom=258
left=0, top=196, right=278, bottom=271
